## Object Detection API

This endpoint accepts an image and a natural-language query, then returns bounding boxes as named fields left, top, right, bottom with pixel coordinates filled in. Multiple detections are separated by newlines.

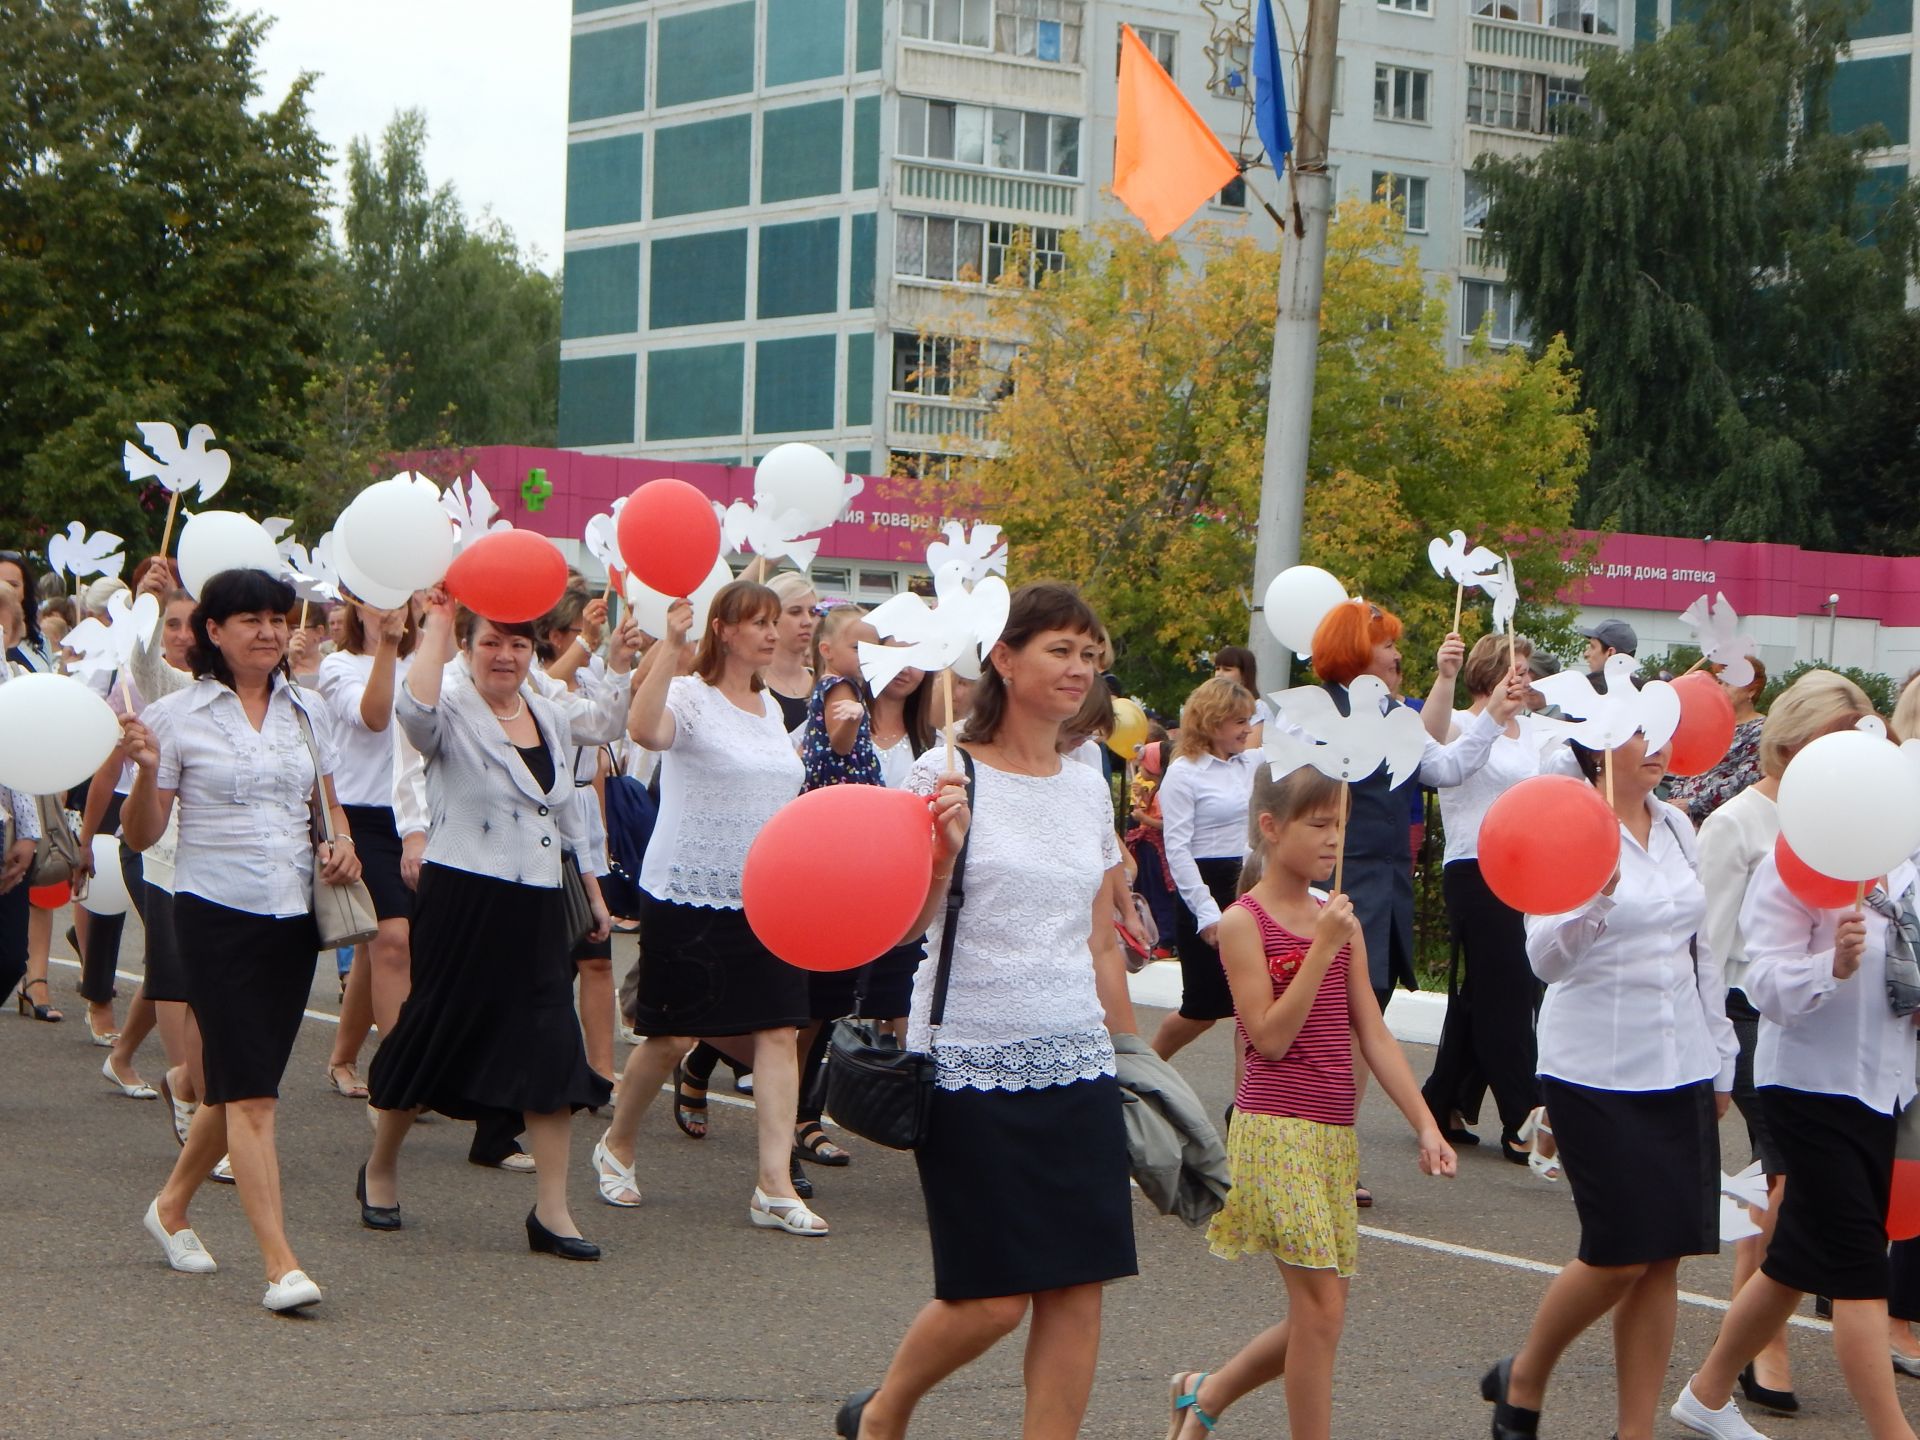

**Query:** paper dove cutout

left=1717, top=1161, right=1771, bottom=1242
left=1529, top=653, right=1682, bottom=753
left=46, top=522, right=126, bottom=583
left=925, top=522, right=1008, bottom=589
left=1482, top=557, right=1518, bottom=633
left=714, top=497, right=822, bottom=573
left=1262, top=676, right=1430, bottom=789
left=858, top=563, right=1011, bottom=694
left=442, top=473, right=509, bottom=552
left=63, top=591, right=160, bottom=682
left=122, top=422, right=231, bottom=502
left=1679, top=592, right=1759, bottom=690
left=584, top=498, right=626, bottom=576
left=283, top=533, right=343, bottom=605
left=1427, top=530, right=1505, bottom=589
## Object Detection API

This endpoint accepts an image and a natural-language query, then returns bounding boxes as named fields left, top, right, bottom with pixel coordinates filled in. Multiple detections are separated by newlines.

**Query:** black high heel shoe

left=526, top=1207, right=600, bottom=1261
left=16, top=978, right=62, bottom=1022
left=1737, top=1362, right=1799, bottom=1414
left=1480, top=1357, right=1540, bottom=1439
left=356, top=1164, right=402, bottom=1231
left=835, top=1387, right=878, bottom=1439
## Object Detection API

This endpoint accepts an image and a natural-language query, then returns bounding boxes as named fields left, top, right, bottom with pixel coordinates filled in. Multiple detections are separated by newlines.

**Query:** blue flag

left=1253, top=0, right=1293, bottom=162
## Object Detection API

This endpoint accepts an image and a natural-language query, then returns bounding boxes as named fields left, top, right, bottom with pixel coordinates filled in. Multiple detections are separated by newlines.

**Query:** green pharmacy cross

left=522, top=468, right=553, bottom=512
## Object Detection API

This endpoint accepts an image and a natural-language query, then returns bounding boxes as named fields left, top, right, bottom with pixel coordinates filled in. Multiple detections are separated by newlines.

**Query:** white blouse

left=1696, top=784, right=1779, bottom=995
left=1437, top=709, right=1556, bottom=865
left=1741, top=856, right=1920, bottom=1115
left=1527, top=796, right=1739, bottom=1093
left=875, top=733, right=917, bottom=790
left=0, top=667, right=41, bottom=842
left=906, top=748, right=1123, bottom=1093
left=640, top=675, right=803, bottom=909
left=1160, top=749, right=1259, bottom=930
left=144, top=676, right=339, bottom=918
left=316, top=650, right=412, bottom=809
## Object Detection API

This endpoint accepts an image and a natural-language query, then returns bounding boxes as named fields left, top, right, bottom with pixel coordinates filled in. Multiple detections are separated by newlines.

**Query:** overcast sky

left=252, top=1, right=569, bottom=268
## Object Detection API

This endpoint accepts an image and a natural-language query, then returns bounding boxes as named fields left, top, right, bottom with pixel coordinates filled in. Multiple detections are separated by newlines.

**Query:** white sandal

left=592, top=1132, right=642, bottom=1208
left=1516, top=1108, right=1562, bottom=1182
left=749, top=1186, right=829, bottom=1236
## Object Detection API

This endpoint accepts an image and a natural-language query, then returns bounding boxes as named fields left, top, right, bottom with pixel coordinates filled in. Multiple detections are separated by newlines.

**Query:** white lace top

left=640, top=675, right=803, bottom=909
left=906, top=746, right=1123, bottom=1092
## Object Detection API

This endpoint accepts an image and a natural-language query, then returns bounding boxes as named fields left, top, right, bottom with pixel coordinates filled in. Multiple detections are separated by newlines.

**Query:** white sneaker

left=143, top=1199, right=217, bottom=1274
left=210, top=1154, right=234, bottom=1184
left=1672, top=1379, right=1769, bottom=1439
left=262, top=1269, right=322, bottom=1312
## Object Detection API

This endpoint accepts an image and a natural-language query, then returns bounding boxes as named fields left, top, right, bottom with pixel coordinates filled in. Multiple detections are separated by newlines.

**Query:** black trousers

left=78, top=793, right=125, bottom=1005
left=1423, top=860, right=1542, bottom=1138
left=1891, top=1240, right=1920, bottom=1323
left=0, top=874, right=27, bottom=1005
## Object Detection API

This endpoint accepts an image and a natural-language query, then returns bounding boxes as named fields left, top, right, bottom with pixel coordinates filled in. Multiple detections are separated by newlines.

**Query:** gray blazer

left=396, top=681, right=587, bottom=888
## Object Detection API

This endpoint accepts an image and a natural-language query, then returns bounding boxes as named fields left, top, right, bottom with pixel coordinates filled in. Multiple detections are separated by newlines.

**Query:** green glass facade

left=565, top=133, right=644, bottom=230
left=647, top=343, right=746, bottom=441
left=761, top=100, right=844, bottom=203
left=655, top=3, right=756, bottom=107
left=653, top=114, right=753, bottom=218
left=561, top=244, right=641, bottom=339
left=1833, top=55, right=1912, bottom=146
left=558, top=355, right=637, bottom=446
left=649, top=230, right=749, bottom=328
left=758, top=218, right=842, bottom=318
left=755, top=335, right=839, bottom=433
left=766, top=0, right=846, bottom=85
left=569, top=23, right=647, bottom=123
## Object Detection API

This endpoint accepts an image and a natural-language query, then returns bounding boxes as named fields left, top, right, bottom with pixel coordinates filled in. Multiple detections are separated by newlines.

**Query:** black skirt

left=172, top=893, right=318, bottom=1105
left=807, top=961, right=869, bottom=1021
left=630, top=899, right=809, bottom=1038
left=1175, top=856, right=1241, bottom=1021
left=1543, top=1075, right=1719, bottom=1267
left=341, top=804, right=410, bottom=923
left=1760, top=1086, right=1897, bottom=1300
left=124, top=843, right=187, bottom=1002
left=367, top=863, right=610, bottom=1119
left=1726, top=989, right=1785, bottom=1174
left=860, top=942, right=923, bottom=1019
left=913, top=1074, right=1139, bottom=1300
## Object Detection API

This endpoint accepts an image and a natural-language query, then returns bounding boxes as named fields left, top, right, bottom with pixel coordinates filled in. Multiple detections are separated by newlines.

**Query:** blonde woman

left=764, top=571, right=818, bottom=733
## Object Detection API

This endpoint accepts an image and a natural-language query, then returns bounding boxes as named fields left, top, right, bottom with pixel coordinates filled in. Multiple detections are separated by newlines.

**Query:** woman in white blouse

left=835, top=582, right=1138, bottom=1440
left=1150, top=675, right=1260, bottom=1062
left=315, top=599, right=415, bottom=1099
left=599, top=580, right=819, bottom=1234
left=121, top=567, right=364, bottom=1314
left=0, top=579, right=42, bottom=1012
left=1482, top=717, right=1737, bottom=1440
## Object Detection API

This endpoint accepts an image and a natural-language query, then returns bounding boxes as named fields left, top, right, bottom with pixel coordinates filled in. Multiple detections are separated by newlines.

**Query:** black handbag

left=825, top=753, right=975, bottom=1151
left=560, top=851, right=594, bottom=948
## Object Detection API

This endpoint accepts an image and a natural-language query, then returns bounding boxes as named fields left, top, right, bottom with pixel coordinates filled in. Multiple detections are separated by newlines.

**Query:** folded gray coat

left=1113, top=1031, right=1231, bottom=1227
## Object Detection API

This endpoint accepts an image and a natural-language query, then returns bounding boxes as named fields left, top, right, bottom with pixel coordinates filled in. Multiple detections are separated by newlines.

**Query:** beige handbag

left=290, top=700, right=379, bottom=949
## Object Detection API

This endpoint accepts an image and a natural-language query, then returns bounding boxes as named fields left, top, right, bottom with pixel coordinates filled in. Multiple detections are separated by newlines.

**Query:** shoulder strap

left=925, top=749, right=977, bottom=1032
left=288, top=698, right=337, bottom=845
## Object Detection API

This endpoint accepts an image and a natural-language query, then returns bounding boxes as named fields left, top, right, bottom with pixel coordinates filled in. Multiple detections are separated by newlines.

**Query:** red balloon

left=1479, top=774, right=1621, bottom=915
left=444, top=530, right=568, bottom=624
left=617, top=478, right=722, bottom=600
left=1667, top=672, right=1736, bottom=778
left=1890, top=1160, right=1920, bottom=1241
left=743, top=786, right=933, bottom=972
left=28, top=881, right=70, bottom=910
left=1774, top=834, right=1873, bottom=911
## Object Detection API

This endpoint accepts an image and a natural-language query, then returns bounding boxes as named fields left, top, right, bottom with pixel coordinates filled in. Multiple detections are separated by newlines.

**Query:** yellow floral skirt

left=1206, top=1111, right=1360, bottom=1276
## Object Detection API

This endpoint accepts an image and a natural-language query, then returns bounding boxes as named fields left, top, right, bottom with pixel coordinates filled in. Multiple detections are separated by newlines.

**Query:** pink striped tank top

left=1231, top=894, right=1356, bottom=1126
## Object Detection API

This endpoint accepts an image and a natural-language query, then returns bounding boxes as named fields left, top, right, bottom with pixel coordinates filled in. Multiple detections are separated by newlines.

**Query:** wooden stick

left=298, top=599, right=309, bottom=632
left=1681, top=655, right=1710, bottom=676
left=158, top=488, right=182, bottom=557
left=1604, top=748, right=1615, bottom=809
left=1856, top=879, right=1868, bottom=912
left=745, top=554, right=770, bottom=585
left=1333, top=780, right=1350, bottom=894
left=941, top=667, right=959, bottom=777
left=1452, top=583, right=1464, bottom=635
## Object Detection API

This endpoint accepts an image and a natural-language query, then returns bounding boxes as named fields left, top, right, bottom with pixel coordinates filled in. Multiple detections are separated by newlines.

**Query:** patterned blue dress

left=800, top=673, right=882, bottom=792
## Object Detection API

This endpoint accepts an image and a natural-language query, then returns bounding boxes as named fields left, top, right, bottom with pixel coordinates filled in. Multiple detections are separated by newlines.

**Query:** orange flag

left=1113, top=24, right=1242, bottom=240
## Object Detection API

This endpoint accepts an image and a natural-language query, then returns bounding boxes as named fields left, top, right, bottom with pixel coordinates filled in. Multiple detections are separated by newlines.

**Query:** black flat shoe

left=526, top=1207, right=600, bottom=1261
left=1738, top=1362, right=1800, bottom=1413
left=1447, top=1126, right=1482, bottom=1147
left=835, top=1386, right=878, bottom=1439
left=1480, top=1357, right=1540, bottom=1438
left=789, top=1154, right=815, bottom=1201
left=356, top=1164, right=402, bottom=1231
left=1499, top=1132, right=1531, bottom=1165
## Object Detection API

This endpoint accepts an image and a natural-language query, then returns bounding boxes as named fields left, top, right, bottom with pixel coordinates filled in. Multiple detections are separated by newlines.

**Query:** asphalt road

left=0, top=918, right=1900, bottom=1439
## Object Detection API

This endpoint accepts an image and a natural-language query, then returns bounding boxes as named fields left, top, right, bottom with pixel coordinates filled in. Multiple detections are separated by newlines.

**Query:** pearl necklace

left=486, top=695, right=525, bottom=723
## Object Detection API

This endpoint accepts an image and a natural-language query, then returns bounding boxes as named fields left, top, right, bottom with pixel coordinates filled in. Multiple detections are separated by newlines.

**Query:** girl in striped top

left=1167, top=765, right=1455, bottom=1440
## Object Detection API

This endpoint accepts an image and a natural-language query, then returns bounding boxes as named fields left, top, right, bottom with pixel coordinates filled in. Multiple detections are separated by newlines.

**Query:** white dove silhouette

left=1263, top=676, right=1431, bottom=788
left=64, top=591, right=160, bottom=682
left=924, top=522, right=1008, bottom=588
left=1528, top=653, right=1682, bottom=753
left=47, top=522, right=126, bottom=583
left=858, top=563, right=1011, bottom=694
left=1427, top=530, right=1505, bottom=588
left=443, top=473, right=510, bottom=552
left=1678, top=592, right=1759, bottom=689
left=122, top=421, right=231, bottom=501
left=714, top=497, right=823, bottom=572
left=1481, top=557, right=1518, bottom=633
left=584, top=497, right=626, bottom=577
left=284, top=533, right=344, bottom=605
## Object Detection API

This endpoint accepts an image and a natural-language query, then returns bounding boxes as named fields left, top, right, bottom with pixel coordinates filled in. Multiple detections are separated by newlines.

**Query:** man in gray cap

left=1577, top=617, right=1637, bottom=674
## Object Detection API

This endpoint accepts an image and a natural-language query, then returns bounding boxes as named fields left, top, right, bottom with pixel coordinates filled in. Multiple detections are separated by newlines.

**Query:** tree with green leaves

left=1478, top=0, right=1920, bottom=545
left=0, top=0, right=333, bottom=552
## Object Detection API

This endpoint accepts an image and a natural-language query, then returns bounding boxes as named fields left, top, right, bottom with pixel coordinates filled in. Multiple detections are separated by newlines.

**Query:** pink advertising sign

left=1569, top=532, right=1920, bottom=627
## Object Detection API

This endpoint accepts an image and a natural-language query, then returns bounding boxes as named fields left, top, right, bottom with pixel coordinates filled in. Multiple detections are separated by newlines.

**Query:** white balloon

left=624, top=557, right=732, bottom=644
left=336, top=475, right=453, bottom=593
left=754, top=444, right=847, bottom=532
left=0, top=673, right=123, bottom=794
left=329, top=530, right=415, bottom=610
left=80, top=833, right=130, bottom=916
left=175, top=510, right=282, bottom=600
left=1777, top=729, right=1920, bottom=881
left=1263, top=565, right=1349, bottom=655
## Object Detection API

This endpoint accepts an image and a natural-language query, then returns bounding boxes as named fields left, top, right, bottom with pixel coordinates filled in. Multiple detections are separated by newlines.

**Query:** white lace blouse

left=905, top=747, right=1123, bottom=1093
left=640, top=675, right=804, bottom=908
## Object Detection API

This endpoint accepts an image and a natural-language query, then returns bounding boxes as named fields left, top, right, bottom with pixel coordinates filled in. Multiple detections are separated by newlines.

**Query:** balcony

left=896, top=160, right=1081, bottom=220
left=890, top=396, right=996, bottom=449
left=1471, top=17, right=1618, bottom=69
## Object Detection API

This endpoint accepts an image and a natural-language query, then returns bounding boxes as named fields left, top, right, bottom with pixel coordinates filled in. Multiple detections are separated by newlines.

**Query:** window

left=1209, top=36, right=1252, bottom=96
left=898, top=98, right=1082, bottom=177
left=1460, top=280, right=1534, bottom=346
left=1373, top=64, right=1431, bottom=122
left=890, top=449, right=962, bottom=482
left=895, top=214, right=987, bottom=281
left=1467, top=65, right=1540, bottom=132
left=1462, top=173, right=1491, bottom=230
left=1380, top=0, right=1432, bottom=12
left=1217, top=174, right=1248, bottom=208
left=1474, top=0, right=1617, bottom=32
left=892, top=333, right=961, bottom=395
left=1545, top=75, right=1591, bottom=132
left=998, top=0, right=1084, bottom=62
left=1123, top=25, right=1177, bottom=73
left=1371, top=171, right=1428, bottom=231
left=903, top=0, right=991, bottom=46
left=985, top=221, right=1066, bottom=283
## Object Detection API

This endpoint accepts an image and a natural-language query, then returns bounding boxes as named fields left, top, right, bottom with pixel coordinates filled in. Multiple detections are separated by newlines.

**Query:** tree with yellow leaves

left=941, top=203, right=1591, bottom=712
